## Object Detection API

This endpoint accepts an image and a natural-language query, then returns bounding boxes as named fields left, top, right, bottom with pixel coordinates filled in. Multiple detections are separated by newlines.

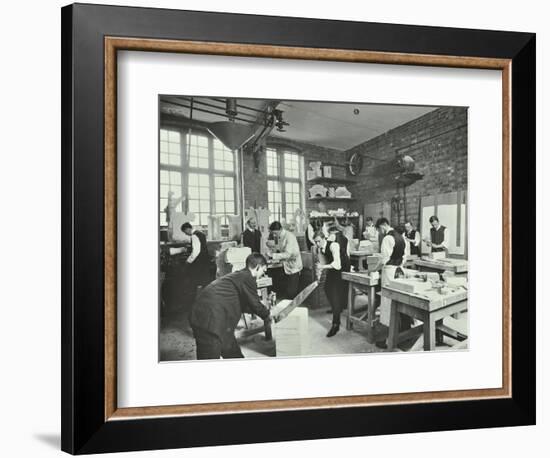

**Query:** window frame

left=265, top=145, right=305, bottom=223
left=159, top=122, right=240, bottom=239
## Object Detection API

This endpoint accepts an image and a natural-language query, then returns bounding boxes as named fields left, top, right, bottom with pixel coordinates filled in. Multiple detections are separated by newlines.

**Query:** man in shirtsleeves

left=267, top=221, right=303, bottom=300
left=425, top=215, right=448, bottom=254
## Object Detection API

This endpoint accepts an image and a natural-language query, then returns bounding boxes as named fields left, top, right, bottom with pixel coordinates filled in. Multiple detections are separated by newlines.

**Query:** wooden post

left=346, top=283, right=355, bottom=330
left=387, top=300, right=399, bottom=350
left=423, top=315, right=437, bottom=351
left=264, top=318, right=273, bottom=341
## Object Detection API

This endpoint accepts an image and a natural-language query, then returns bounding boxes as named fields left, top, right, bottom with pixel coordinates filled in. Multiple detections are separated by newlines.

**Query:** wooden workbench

left=414, top=258, right=468, bottom=275
left=349, top=251, right=379, bottom=273
left=381, top=286, right=468, bottom=351
left=342, top=271, right=380, bottom=343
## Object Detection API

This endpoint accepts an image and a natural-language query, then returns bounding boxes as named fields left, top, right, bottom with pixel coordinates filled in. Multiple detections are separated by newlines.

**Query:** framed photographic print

left=61, top=3, right=536, bottom=454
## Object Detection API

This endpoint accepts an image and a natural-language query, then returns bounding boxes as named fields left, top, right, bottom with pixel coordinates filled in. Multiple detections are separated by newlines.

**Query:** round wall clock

left=347, top=152, right=363, bottom=175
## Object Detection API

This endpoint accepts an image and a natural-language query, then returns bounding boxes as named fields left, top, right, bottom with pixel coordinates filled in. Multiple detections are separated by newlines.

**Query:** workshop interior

left=159, top=95, right=469, bottom=361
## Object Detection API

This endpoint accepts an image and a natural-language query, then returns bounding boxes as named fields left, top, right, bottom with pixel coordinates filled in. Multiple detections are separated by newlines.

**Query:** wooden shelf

left=309, top=197, right=356, bottom=202
left=307, top=177, right=356, bottom=185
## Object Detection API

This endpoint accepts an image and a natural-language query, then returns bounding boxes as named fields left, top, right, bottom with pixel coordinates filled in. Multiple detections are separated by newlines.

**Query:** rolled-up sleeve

left=379, top=235, right=395, bottom=266
left=186, top=234, right=201, bottom=263
left=440, top=228, right=448, bottom=248
left=327, top=242, right=342, bottom=270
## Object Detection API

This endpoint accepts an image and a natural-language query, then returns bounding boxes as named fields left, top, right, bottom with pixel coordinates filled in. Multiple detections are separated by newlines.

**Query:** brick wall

left=346, top=106, right=468, bottom=227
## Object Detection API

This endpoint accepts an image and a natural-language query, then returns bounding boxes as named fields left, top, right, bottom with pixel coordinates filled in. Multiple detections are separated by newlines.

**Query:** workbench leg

left=423, top=316, right=436, bottom=351
left=367, top=286, right=377, bottom=325
left=366, top=286, right=377, bottom=343
left=346, top=283, right=355, bottom=330
left=435, top=318, right=444, bottom=345
left=264, top=318, right=272, bottom=341
left=387, top=301, right=399, bottom=351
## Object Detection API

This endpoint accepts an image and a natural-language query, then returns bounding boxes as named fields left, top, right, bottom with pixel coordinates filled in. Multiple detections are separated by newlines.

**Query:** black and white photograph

left=159, top=96, right=469, bottom=361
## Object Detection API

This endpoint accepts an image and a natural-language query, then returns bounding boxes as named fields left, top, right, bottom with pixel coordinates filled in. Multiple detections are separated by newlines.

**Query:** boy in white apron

left=373, top=218, right=410, bottom=347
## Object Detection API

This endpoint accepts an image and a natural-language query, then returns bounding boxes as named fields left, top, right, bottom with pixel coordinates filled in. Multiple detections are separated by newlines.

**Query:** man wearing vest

left=180, top=222, right=212, bottom=303
left=426, top=215, right=447, bottom=253
left=404, top=220, right=421, bottom=256
left=314, top=230, right=350, bottom=337
left=241, top=217, right=262, bottom=254
left=374, top=217, right=410, bottom=348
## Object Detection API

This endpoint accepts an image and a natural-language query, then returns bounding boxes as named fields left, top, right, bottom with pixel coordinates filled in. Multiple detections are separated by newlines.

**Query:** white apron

left=379, top=265, right=398, bottom=326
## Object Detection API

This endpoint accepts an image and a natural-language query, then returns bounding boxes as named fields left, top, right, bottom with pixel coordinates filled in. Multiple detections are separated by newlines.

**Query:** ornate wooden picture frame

left=62, top=3, right=535, bottom=454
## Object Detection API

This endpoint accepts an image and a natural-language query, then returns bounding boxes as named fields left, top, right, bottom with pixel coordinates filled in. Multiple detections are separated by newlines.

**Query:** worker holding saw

left=190, top=253, right=272, bottom=359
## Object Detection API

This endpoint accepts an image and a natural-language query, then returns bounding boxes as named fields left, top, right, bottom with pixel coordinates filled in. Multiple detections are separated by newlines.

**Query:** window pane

left=200, top=200, right=210, bottom=211
left=168, top=142, right=179, bottom=154
left=160, top=130, right=182, bottom=166
left=284, top=151, right=300, bottom=178
left=266, top=148, right=278, bottom=176
left=188, top=200, right=199, bottom=212
left=198, top=174, right=209, bottom=186
left=168, top=154, right=180, bottom=166
left=267, top=179, right=283, bottom=222
left=187, top=134, right=209, bottom=169
left=168, top=131, right=180, bottom=142
left=170, top=171, right=181, bottom=184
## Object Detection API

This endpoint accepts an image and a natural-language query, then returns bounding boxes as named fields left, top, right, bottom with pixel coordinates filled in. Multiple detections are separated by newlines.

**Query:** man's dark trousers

left=193, top=327, right=244, bottom=359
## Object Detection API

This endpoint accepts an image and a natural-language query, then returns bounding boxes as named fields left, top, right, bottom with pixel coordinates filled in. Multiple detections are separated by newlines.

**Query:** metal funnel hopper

left=207, top=121, right=255, bottom=151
